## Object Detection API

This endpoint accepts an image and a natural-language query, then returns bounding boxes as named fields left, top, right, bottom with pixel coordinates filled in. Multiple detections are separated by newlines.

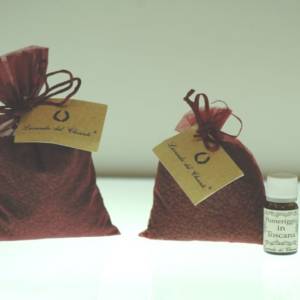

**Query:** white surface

left=0, top=178, right=299, bottom=300
left=1, top=0, right=300, bottom=177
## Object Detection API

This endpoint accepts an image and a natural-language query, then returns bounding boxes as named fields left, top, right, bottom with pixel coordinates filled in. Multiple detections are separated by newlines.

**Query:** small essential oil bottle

left=264, top=173, right=298, bottom=255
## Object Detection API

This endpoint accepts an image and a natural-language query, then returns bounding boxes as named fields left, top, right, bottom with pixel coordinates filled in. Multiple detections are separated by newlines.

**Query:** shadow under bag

left=141, top=90, right=266, bottom=243
left=0, top=46, right=119, bottom=240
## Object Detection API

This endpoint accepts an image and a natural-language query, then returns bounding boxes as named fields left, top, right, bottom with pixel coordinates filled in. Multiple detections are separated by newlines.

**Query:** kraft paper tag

left=153, top=127, right=244, bottom=205
left=14, top=99, right=107, bottom=152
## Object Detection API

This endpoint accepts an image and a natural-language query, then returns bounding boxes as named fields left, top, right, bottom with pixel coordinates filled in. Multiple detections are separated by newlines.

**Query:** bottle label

left=263, top=208, right=298, bottom=253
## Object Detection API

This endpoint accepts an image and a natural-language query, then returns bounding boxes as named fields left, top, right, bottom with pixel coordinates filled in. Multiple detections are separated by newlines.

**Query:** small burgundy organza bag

left=140, top=90, right=266, bottom=243
left=0, top=46, right=119, bottom=240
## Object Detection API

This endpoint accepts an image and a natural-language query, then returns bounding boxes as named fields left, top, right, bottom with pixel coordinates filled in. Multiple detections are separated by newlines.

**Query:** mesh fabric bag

left=140, top=90, right=265, bottom=243
left=0, top=46, right=119, bottom=240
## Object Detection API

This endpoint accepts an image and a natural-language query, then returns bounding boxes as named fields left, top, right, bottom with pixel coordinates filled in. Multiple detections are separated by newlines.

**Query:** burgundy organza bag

left=0, top=46, right=119, bottom=240
left=140, top=90, right=266, bottom=243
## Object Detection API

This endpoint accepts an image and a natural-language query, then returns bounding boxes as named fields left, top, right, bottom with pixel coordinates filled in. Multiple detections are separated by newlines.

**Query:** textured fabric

left=141, top=103, right=266, bottom=243
left=0, top=46, right=48, bottom=117
left=0, top=137, right=119, bottom=240
left=0, top=46, right=119, bottom=240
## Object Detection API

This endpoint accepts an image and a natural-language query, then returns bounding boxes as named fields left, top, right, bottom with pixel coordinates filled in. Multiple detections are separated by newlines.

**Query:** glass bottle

left=264, top=173, right=298, bottom=255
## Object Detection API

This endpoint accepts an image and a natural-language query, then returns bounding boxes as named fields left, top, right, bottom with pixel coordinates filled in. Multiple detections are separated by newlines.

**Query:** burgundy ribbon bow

left=0, top=69, right=81, bottom=135
left=183, top=89, right=243, bottom=151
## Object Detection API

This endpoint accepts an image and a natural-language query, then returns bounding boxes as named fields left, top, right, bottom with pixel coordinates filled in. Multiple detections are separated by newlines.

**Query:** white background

left=1, top=0, right=300, bottom=177
left=0, top=3, right=299, bottom=298
left=0, top=178, right=299, bottom=300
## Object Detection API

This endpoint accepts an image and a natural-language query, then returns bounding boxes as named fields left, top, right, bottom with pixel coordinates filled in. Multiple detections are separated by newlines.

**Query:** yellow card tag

left=14, top=99, right=107, bottom=152
left=153, top=127, right=244, bottom=205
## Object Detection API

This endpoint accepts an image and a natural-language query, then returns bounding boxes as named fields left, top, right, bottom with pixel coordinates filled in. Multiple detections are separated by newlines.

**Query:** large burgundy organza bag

left=141, top=90, right=265, bottom=243
left=0, top=46, right=119, bottom=240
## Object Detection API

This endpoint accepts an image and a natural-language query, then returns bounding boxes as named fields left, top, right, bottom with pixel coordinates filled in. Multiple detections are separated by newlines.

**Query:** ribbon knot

left=197, top=121, right=217, bottom=137
left=183, top=89, right=242, bottom=151
left=0, top=69, right=81, bottom=135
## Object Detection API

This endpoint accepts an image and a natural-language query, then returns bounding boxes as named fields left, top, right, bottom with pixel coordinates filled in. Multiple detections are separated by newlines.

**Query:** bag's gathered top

left=179, top=89, right=242, bottom=150
left=0, top=46, right=80, bottom=135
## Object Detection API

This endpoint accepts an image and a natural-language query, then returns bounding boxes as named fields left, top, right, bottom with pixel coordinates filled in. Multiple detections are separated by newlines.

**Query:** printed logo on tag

left=14, top=99, right=107, bottom=152
left=153, top=127, right=244, bottom=205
